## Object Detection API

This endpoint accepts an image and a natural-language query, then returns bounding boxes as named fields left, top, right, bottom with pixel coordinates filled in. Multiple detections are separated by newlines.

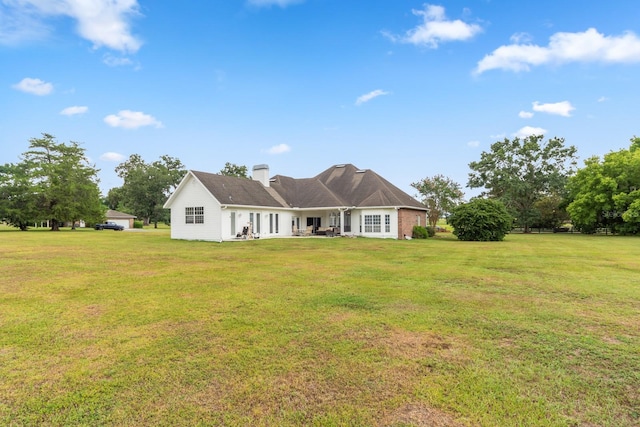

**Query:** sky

left=2, top=0, right=640, bottom=199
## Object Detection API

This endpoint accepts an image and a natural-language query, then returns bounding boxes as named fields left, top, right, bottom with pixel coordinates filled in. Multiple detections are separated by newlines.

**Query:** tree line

left=2, top=133, right=639, bottom=235
left=0, top=135, right=250, bottom=231
left=413, top=134, right=640, bottom=236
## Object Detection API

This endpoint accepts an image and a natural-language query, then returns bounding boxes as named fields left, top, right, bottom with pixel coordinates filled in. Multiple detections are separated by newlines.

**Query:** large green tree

left=468, top=135, right=577, bottom=233
left=567, top=137, right=640, bottom=234
left=18, top=134, right=103, bottom=231
left=114, top=154, right=185, bottom=227
left=411, top=174, right=464, bottom=227
left=0, top=162, right=38, bottom=230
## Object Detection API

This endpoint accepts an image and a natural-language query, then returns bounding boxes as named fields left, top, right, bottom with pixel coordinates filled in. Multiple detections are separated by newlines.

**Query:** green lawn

left=0, top=228, right=638, bottom=426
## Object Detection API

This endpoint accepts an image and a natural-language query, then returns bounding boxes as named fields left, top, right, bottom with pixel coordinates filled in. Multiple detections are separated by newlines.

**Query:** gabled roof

left=166, top=165, right=425, bottom=211
left=190, top=170, right=287, bottom=208
left=106, top=209, right=136, bottom=219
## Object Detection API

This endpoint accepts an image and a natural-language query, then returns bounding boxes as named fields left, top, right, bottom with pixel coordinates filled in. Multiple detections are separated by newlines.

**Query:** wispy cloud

left=467, top=140, right=480, bottom=147
left=12, top=77, right=53, bottom=95
left=102, top=53, right=134, bottom=67
left=514, top=126, right=547, bottom=138
left=1, top=0, right=143, bottom=53
left=475, top=28, right=640, bottom=74
left=60, top=105, right=88, bottom=116
left=100, top=152, right=126, bottom=162
left=355, top=89, right=389, bottom=106
left=532, top=101, right=575, bottom=117
left=519, top=111, right=534, bottom=119
left=598, top=96, right=608, bottom=102
left=104, top=110, right=163, bottom=129
left=246, top=0, right=304, bottom=7
left=266, top=143, right=291, bottom=154
left=384, top=4, right=482, bottom=48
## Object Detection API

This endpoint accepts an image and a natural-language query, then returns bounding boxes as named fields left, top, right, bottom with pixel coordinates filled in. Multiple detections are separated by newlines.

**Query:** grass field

left=0, top=227, right=638, bottom=426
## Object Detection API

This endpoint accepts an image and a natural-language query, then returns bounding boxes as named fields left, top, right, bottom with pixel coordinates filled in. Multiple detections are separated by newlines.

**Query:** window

left=329, top=212, right=337, bottom=227
left=385, top=214, right=390, bottom=232
left=364, top=214, right=381, bottom=233
left=185, top=207, right=204, bottom=224
left=275, top=213, right=279, bottom=233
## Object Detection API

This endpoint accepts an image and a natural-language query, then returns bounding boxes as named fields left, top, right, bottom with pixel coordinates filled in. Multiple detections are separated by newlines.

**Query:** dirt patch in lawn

left=379, top=403, right=469, bottom=427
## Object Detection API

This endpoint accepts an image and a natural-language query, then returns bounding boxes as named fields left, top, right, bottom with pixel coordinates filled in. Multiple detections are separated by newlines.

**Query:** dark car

left=95, top=221, right=125, bottom=231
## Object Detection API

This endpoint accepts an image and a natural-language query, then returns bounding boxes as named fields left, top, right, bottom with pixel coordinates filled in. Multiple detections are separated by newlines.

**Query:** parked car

left=94, top=221, right=124, bottom=231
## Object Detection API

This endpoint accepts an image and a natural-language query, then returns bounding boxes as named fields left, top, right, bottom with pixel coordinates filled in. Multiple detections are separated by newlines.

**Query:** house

left=105, top=209, right=137, bottom=229
left=163, top=164, right=427, bottom=242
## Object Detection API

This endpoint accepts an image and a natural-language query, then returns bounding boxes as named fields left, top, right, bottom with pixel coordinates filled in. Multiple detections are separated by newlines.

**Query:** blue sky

left=2, top=1, right=640, bottom=198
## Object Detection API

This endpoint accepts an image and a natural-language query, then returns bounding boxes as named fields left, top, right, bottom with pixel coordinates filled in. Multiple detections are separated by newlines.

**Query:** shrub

left=425, top=226, right=436, bottom=237
left=412, top=225, right=429, bottom=239
left=448, top=198, right=513, bottom=241
left=133, top=220, right=144, bottom=229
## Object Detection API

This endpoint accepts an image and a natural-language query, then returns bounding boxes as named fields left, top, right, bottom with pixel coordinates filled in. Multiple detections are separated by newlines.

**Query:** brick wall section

left=397, top=208, right=427, bottom=239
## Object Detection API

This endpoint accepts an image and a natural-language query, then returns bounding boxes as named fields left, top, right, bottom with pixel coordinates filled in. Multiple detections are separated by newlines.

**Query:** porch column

left=339, top=209, right=345, bottom=235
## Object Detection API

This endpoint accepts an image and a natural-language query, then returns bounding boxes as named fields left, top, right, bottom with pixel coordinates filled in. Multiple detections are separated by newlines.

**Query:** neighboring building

left=105, top=209, right=137, bottom=229
left=163, top=164, right=427, bottom=242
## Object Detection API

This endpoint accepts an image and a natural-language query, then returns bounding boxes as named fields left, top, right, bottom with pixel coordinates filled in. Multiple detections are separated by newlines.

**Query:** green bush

left=448, top=198, right=513, bottom=241
left=425, top=226, right=436, bottom=237
left=133, top=220, right=144, bottom=229
left=412, top=225, right=429, bottom=239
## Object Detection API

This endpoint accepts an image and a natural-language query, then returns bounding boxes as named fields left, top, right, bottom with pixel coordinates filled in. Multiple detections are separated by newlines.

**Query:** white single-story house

left=105, top=209, right=137, bottom=229
left=163, top=164, right=427, bottom=242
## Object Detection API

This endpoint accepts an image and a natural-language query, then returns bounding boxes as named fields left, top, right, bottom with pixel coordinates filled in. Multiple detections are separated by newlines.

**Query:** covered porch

left=290, top=208, right=355, bottom=237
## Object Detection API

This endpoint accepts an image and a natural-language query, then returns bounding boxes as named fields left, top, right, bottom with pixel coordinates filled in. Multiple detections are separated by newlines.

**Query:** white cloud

left=475, top=28, right=640, bottom=74
left=355, top=89, right=389, bottom=106
left=467, top=140, right=480, bottom=147
left=104, top=110, right=163, bottom=129
left=102, top=53, right=134, bottom=67
left=246, top=0, right=304, bottom=7
left=12, top=77, right=53, bottom=95
left=386, top=4, right=482, bottom=48
left=1, top=0, right=142, bottom=53
left=100, top=152, right=126, bottom=162
left=510, top=32, right=533, bottom=44
left=532, top=101, right=575, bottom=117
left=514, top=126, right=547, bottom=138
left=266, top=143, right=291, bottom=154
left=519, top=111, right=534, bottom=119
left=598, top=96, right=608, bottom=102
left=60, top=105, right=88, bottom=116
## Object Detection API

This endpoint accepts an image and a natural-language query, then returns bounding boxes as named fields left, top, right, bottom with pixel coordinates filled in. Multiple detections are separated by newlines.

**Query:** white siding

left=169, top=175, right=222, bottom=241
left=221, top=208, right=293, bottom=240
left=356, top=208, right=399, bottom=239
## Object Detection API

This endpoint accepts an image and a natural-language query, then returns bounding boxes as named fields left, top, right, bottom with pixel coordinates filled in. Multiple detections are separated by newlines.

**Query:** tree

left=20, top=134, right=103, bottom=231
left=0, top=162, right=38, bottom=230
left=531, top=194, right=569, bottom=229
left=567, top=137, right=640, bottom=234
left=219, top=162, right=249, bottom=178
left=411, top=174, right=464, bottom=227
left=114, top=154, right=185, bottom=227
left=447, top=198, right=513, bottom=241
left=468, top=135, right=577, bottom=233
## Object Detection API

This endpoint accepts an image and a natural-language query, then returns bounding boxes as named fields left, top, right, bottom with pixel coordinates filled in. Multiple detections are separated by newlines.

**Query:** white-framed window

left=364, top=214, right=381, bottom=233
left=329, top=212, right=337, bottom=227
left=185, top=206, right=204, bottom=224
left=385, top=214, right=390, bottom=232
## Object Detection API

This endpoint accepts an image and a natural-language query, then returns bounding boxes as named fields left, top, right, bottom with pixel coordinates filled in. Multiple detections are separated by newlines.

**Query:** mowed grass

left=0, top=228, right=638, bottom=426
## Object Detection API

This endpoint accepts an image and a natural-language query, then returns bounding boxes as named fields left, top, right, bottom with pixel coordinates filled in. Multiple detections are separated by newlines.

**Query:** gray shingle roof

left=106, top=209, right=136, bottom=219
left=187, top=165, right=424, bottom=210
left=191, top=170, right=286, bottom=208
